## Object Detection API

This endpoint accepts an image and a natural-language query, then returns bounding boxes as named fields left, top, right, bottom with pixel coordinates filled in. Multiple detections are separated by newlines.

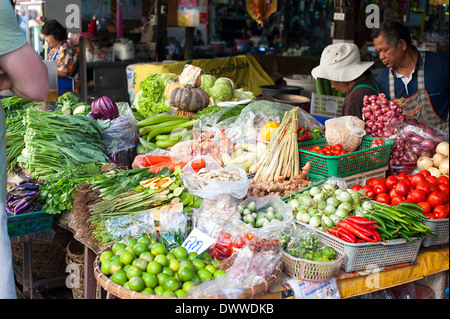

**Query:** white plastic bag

left=181, top=155, right=249, bottom=199
left=324, top=115, right=366, bottom=152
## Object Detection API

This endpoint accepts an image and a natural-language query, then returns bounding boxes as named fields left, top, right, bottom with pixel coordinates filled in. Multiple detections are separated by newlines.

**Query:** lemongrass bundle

left=250, top=107, right=300, bottom=183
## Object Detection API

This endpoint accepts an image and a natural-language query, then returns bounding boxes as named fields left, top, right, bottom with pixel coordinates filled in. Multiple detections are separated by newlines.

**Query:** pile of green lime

left=99, top=236, right=226, bottom=297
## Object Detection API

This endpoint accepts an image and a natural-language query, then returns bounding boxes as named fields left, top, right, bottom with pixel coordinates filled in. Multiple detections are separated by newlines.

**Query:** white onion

left=439, top=158, right=449, bottom=175
left=433, top=153, right=446, bottom=168
left=436, top=141, right=449, bottom=157
left=427, top=167, right=442, bottom=178
left=417, top=156, right=434, bottom=171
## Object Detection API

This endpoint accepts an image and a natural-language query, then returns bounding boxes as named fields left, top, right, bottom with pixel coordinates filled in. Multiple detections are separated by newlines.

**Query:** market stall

left=5, top=62, right=449, bottom=300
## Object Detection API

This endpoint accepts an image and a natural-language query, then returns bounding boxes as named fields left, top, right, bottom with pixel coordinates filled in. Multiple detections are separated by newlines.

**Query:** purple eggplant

left=15, top=201, right=32, bottom=214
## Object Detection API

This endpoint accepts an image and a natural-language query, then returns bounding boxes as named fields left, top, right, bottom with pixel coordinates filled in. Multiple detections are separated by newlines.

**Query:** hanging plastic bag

left=324, top=115, right=366, bottom=152
left=101, top=102, right=139, bottom=168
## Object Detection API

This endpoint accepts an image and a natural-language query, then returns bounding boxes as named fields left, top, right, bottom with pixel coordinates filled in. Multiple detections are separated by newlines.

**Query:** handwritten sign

left=181, top=228, right=215, bottom=255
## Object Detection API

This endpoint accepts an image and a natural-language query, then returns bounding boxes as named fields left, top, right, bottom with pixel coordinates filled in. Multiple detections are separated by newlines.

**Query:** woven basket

left=94, top=246, right=282, bottom=299
left=11, top=225, right=73, bottom=281
left=281, top=250, right=343, bottom=281
left=65, top=240, right=85, bottom=299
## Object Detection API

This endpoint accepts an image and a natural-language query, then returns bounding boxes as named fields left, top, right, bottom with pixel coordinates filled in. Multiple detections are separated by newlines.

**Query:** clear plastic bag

left=324, top=115, right=366, bottom=152
left=187, top=245, right=282, bottom=299
left=181, top=156, right=249, bottom=199
left=190, top=194, right=241, bottom=238
left=103, top=211, right=157, bottom=243
left=236, top=195, right=293, bottom=238
left=159, top=209, right=189, bottom=251
left=386, top=117, right=449, bottom=166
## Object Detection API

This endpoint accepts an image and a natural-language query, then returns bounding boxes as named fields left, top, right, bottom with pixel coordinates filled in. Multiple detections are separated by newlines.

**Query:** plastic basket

left=298, top=136, right=393, bottom=177
left=281, top=250, right=343, bottom=281
left=388, top=162, right=417, bottom=177
left=295, top=221, right=422, bottom=272
left=280, top=173, right=328, bottom=201
left=7, top=210, right=53, bottom=238
left=421, top=218, right=449, bottom=247
left=343, top=166, right=388, bottom=188
left=310, top=93, right=345, bottom=118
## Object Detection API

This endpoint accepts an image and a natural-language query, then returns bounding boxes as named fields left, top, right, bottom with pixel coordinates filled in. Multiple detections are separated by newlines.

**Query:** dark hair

left=371, top=21, right=412, bottom=47
left=41, top=19, right=67, bottom=42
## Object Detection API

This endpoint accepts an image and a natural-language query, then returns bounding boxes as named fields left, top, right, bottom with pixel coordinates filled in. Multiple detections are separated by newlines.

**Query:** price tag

left=181, top=228, right=215, bottom=255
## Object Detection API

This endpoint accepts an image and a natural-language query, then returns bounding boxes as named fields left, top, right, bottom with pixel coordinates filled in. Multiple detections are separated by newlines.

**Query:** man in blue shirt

left=372, top=21, right=448, bottom=132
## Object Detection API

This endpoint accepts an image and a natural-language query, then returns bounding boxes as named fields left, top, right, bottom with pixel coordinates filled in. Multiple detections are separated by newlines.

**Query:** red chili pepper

left=343, top=220, right=377, bottom=238
left=338, top=221, right=378, bottom=242
left=336, top=227, right=356, bottom=243
left=345, top=216, right=378, bottom=226
left=372, top=229, right=382, bottom=241
left=297, top=126, right=312, bottom=142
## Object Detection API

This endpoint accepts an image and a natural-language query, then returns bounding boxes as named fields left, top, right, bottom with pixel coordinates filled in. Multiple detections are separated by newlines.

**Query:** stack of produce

left=386, top=118, right=447, bottom=168
left=416, top=141, right=449, bottom=178
left=2, top=96, right=40, bottom=173
left=361, top=172, right=449, bottom=220
left=288, top=183, right=368, bottom=231
left=362, top=93, right=405, bottom=138
left=53, top=92, right=91, bottom=116
left=355, top=201, right=437, bottom=242
left=20, top=108, right=110, bottom=178
left=98, top=235, right=225, bottom=297
left=281, top=229, right=337, bottom=262
left=315, top=78, right=345, bottom=97
left=136, top=115, right=194, bottom=146
left=6, top=180, right=41, bottom=215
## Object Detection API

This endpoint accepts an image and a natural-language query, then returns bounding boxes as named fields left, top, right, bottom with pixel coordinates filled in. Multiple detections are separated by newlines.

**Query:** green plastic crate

left=7, top=210, right=53, bottom=238
left=298, top=136, right=393, bottom=178
left=281, top=173, right=328, bottom=202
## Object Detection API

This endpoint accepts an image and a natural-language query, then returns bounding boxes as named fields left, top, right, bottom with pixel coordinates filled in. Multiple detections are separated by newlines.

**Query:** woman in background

left=41, top=19, right=79, bottom=95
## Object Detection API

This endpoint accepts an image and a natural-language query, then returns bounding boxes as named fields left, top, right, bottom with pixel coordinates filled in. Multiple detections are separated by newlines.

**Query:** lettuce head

left=133, top=72, right=178, bottom=117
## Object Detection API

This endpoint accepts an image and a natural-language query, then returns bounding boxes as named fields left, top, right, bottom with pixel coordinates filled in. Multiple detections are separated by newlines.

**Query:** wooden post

left=332, top=0, right=357, bottom=42
left=78, top=36, right=88, bottom=103
left=154, top=0, right=168, bottom=61
left=184, top=27, right=194, bottom=60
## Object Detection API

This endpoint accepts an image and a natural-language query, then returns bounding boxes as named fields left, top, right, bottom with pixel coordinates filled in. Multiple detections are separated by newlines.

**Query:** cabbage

left=200, top=74, right=216, bottom=90
left=232, top=88, right=256, bottom=100
left=206, top=80, right=234, bottom=102
left=132, top=72, right=178, bottom=118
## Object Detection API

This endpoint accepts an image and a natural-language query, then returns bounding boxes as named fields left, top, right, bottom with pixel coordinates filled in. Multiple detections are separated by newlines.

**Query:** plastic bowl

left=259, top=85, right=303, bottom=101
left=272, top=94, right=311, bottom=107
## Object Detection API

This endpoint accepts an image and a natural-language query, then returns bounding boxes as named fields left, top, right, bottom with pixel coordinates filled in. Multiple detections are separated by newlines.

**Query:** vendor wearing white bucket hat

left=311, top=43, right=382, bottom=119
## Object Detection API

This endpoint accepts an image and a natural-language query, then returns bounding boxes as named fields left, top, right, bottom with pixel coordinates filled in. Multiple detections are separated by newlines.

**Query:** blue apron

left=52, top=42, right=76, bottom=95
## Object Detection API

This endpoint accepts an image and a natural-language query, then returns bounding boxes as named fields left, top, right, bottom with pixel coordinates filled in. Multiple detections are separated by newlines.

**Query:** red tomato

left=415, top=181, right=432, bottom=196
left=420, top=170, right=431, bottom=177
left=351, top=184, right=362, bottom=192
left=391, top=195, right=406, bottom=206
left=410, top=173, right=426, bottom=187
left=437, top=182, right=449, bottom=195
left=365, top=178, right=379, bottom=188
left=426, top=175, right=439, bottom=186
left=408, top=189, right=427, bottom=203
left=362, top=185, right=375, bottom=198
left=417, top=202, right=432, bottom=214
left=385, top=176, right=398, bottom=191
left=397, top=173, right=409, bottom=181
left=433, top=205, right=449, bottom=219
left=389, top=188, right=398, bottom=198
left=373, top=183, right=388, bottom=195
left=375, top=193, right=390, bottom=204
left=334, top=144, right=343, bottom=151
left=438, top=175, right=449, bottom=185
left=427, top=191, right=445, bottom=208
left=394, top=181, right=410, bottom=196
